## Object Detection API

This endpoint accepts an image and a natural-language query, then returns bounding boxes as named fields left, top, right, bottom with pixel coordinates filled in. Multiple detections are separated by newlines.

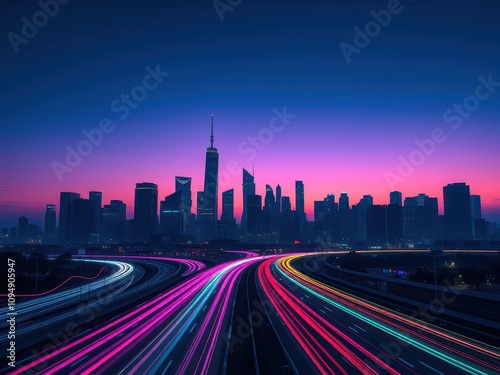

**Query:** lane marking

left=348, top=326, right=359, bottom=334
left=419, top=361, right=445, bottom=375
left=319, top=309, right=326, bottom=314
left=398, top=357, right=414, bottom=368
left=324, top=306, right=332, bottom=312
left=353, top=324, right=366, bottom=332
left=190, top=323, right=197, bottom=333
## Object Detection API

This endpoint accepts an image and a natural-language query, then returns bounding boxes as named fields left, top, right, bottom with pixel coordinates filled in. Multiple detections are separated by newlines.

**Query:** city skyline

left=1, top=1, right=500, bottom=227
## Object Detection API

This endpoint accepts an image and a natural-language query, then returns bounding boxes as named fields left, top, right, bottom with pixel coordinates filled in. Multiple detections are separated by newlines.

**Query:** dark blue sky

left=1, top=0, right=500, bottom=226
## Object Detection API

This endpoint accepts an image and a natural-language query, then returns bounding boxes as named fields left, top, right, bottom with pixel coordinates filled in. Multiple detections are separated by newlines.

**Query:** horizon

left=1, top=1, right=499, bottom=228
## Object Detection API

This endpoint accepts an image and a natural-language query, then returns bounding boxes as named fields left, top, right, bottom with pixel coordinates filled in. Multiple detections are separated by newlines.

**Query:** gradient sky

left=1, top=0, right=500, bottom=228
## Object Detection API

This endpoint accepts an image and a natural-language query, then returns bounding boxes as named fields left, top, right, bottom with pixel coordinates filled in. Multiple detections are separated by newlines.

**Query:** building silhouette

left=241, top=168, right=255, bottom=237
left=219, top=188, right=237, bottom=240
left=17, top=216, right=29, bottom=242
left=443, top=183, right=472, bottom=240
left=58, top=192, right=80, bottom=245
left=160, top=191, right=184, bottom=239
left=246, top=194, right=263, bottom=236
left=44, top=204, right=56, bottom=237
left=282, top=196, right=291, bottom=212
left=352, top=195, right=372, bottom=243
left=295, top=181, right=305, bottom=235
left=89, top=191, right=102, bottom=241
left=470, top=194, right=482, bottom=237
left=101, top=200, right=126, bottom=244
left=403, top=194, right=438, bottom=244
left=198, top=115, right=219, bottom=241
left=175, top=176, right=192, bottom=232
left=338, top=192, right=353, bottom=242
left=71, top=198, right=96, bottom=244
left=133, top=182, right=158, bottom=243
left=390, top=191, right=402, bottom=205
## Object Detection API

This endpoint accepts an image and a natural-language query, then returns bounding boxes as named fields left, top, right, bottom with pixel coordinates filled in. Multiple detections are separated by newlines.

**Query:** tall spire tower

left=210, top=113, right=214, bottom=148
left=198, top=114, right=219, bottom=241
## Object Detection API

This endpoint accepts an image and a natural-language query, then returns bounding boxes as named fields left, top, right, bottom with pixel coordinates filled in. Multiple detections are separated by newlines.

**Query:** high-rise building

left=44, top=204, right=56, bottom=237
left=17, top=216, right=29, bottom=241
left=59, top=192, right=80, bottom=245
left=282, top=196, right=291, bottom=212
left=219, top=189, right=237, bottom=240
left=71, top=198, right=96, bottom=244
left=352, top=195, right=372, bottom=242
left=338, top=192, right=352, bottom=242
left=221, top=188, right=234, bottom=221
left=263, top=185, right=276, bottom=233
left=275, top=184, right=282, bottom=213
left=246, top=194, right=263, bottom=236
left=89, top=191, right=102, bottom=240
left=386, top=204, right=403, bottom=246
left=390, top=191, right=402, bottom=205
left=403, top=194, right=438, bottom=244
left=470, top=195, right=482, bottom=237
left=241, top=168, right=256, bottom=235
left=160, top=191, right=183, bottom=238
left=295, top=181, right=305, bottom=232
left=198, top=115, right=219, bottom=241
left=443, top=183, right=472, bottom=240
left=133, top=182, right=158, bottom=243
left=175, top=176, right=192, bottom=230
left=367, top=205, right=387, bottom=246
left=101, top=200, right=126, bottom=244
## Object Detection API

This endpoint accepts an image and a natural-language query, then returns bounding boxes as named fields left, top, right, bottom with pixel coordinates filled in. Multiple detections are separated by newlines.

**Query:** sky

left=1, top=0, right=500, bottom=228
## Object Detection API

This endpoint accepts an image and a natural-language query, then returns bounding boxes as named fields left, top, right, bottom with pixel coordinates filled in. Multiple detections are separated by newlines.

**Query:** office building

left=44, top=204, right=56, bottom=237
left=133, top=182, right=158, bottom=243
left=443, top=183, right=472, bottom=240
left=101, top=200, right=126, bottom=244
left=58, top=192, right=80, bottom=245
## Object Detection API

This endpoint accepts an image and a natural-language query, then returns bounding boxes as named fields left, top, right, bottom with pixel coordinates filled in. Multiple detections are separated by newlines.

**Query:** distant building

left=241, top=168, right=255, bottom=236
left=89, top=191, right=102, bottom=240
left=280, top=210, right=299, bottom=243
left=281, top=196, right=291, bottom=212
left=403, top=194, right=438, bottom=244
left=160, top=191, right=184, bottom=239
left=352, top=195, right=372, bottom=242
left=198, top=115, right=219, bottom=241
left=71, top=198, right=96, bottom=244
left=367, top=205, right=386, bottom=246
left=101, top=200, right=126, bottom=244
left=17, top=216, right=29, bottom=242
left=133, top=182, right=158, bottom=243
left=246, top=194, right=263, bottom=236
left=175, top=176, right=192, bottom=232
left=219, top=189, right=237, bottom=240
left=44, top=204, right=56, bottom=237
left=295, top=181, right=305, bottom=234
left=58, top=192, right=80, bottom=245
left=338, top=192, right=352, bottom=242
left=386, top=204, right=403, bottom=246
left=390, top=191, right=402, bottom=205
left=443, top=183, right=472, bottom=240
left=470, top=195, right=482, bottom=237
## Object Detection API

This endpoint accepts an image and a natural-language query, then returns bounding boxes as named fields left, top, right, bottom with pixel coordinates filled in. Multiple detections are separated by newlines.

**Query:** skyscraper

left=89, top=191, right=102, bottom=240
left=71, top=198, right=97, bottom=244
left=247, top=194, right=263, bottom=236
left=295, top=181, right=305, bottom=231
left=221, top=188, right=235, bottom=221
left=133, top=182, right=158, bottom=243
left=101, top=200, right=126, bottom=244
left=199, top=115, right=219, bottom=241
left=338, top=192, right=352, bottom=242
left=17, top=216, right=29, bottom=242
left=241, top=168, right=255, bottom=235
left=282, top=196, right=291, bottom=212
left=160, top=191, right=183, bottom=238
left=263, top=184, right=276, bottom=233
left=44, top=204, right=56, bottom=237
left=275, top=184, right=282, bottom=213
left=390, top=191, right=402, bottom=205
left=175, top=176, right=192, bottom=231
left=219, top=189, right=237, bottom=240
left=59, top=192, right=80, bottom=245
left=403, top=194, right=438, bottom=244
left=443, top=183, right=472, bottom=240
left=353, top=195, right=372, bottom=242
left=470, top=195, right=482, bottom=237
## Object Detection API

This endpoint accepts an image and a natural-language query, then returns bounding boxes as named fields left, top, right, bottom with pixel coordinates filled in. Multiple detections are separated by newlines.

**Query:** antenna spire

left=210, top=114, right=214, bottom=148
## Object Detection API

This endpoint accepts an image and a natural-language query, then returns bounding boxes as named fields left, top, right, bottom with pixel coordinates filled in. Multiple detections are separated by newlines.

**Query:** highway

left=6, top=253, right=267, bottom=375
left=257, top=254, right=500, bottom=375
